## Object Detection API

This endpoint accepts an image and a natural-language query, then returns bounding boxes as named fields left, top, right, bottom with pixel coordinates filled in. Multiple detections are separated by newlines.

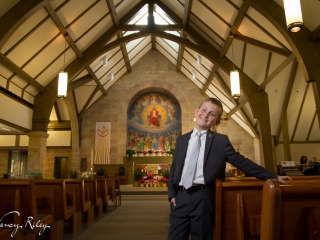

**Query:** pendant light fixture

left=103, top=56, right=108, bottom=66
left=197, top=55, right=202, bottom=66
left=57, top=34, right=68, bottom=99
left=283, top=0, right=303, bottom=32
left=192, top=70, right=196, bottom=80
left=230, top=40, right=240, bottom=99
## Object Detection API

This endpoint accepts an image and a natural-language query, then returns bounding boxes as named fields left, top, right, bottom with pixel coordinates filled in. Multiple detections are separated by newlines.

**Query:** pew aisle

left=68, top=195, right=170, bottom=240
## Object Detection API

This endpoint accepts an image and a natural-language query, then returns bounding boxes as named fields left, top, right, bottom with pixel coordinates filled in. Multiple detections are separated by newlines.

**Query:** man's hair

left=198, top=98, right=223, bottom=119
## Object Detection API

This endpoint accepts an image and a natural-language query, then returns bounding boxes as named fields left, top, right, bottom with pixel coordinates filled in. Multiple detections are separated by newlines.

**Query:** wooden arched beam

left=0, top=0, right=51, bottom=50
left=244, top=0, right=320, bottom=128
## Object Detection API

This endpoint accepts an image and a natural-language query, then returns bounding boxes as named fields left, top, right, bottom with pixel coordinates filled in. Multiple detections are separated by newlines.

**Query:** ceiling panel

left=192, top=0, right=231, bottom=40
left=128, top=36, right=151, bottom=60
left=1, top=8, right=49, bottom=54
left=75, top=85, right=97, bottom=112
left=156, top=37, right=178, bottom=59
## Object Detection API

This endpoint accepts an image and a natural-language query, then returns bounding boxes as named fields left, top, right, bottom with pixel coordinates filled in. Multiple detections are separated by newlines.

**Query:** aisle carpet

left=67, top=195, right=170, bottom=240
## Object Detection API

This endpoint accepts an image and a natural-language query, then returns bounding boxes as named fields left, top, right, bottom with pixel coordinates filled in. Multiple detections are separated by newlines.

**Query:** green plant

left=126, top=149, right=136, bottom=157
left=68, top=170, right=79, bottom=179
left=169, top=148, right=175, bottom=156
left=162, top=167, right=170, bottom=178
left=133, top=167, right=143, bottom=181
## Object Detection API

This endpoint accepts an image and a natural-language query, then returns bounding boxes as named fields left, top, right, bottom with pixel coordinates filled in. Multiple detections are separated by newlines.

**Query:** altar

left=123, top=156, right=173, bottom=165
left=124, top=156, right=173, bottom=180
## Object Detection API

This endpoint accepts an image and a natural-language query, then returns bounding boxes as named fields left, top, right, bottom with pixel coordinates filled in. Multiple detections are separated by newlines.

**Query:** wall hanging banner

left=95, top=122, right=111, bottom=164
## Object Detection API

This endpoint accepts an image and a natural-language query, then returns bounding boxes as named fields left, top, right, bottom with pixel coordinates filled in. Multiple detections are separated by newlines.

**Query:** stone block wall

left=45, top=148, right=72, bottom=178
left=80, top=50, right=256, bottom=164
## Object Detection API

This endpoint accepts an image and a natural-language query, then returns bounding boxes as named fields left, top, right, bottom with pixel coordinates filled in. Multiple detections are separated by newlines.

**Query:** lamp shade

left=58, top=71, right=68, bottom=99
left=283, top=0, right=303, bottom=32
left=230, top=70, right=240, bottom=99
left=103, top=56, right=108, bottom=66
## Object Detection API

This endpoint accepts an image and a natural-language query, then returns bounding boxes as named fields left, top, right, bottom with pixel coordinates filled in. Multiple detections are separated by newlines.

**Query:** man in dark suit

left=168, top=98, right=291, bottom=240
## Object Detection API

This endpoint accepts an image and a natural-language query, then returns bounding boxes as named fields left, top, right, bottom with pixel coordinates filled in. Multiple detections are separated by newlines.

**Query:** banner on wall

left=95, top=122, right=111, bottom=164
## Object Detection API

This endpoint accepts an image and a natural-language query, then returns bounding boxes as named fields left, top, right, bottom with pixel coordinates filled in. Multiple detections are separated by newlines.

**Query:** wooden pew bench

left=0, top=229, right=11, bottom=240
left=95, top=177, right=110, bottom=213
left=215, top=178, right=264, bottom=240
left=0, top=181, right=53, bottom=240
left=260, top=179, right=320, bottom=240
left=65, top=179, right=94, bottom=232
left=32, top=179, right=76, bottom=240
left=106, top=177, right=118, bottom=210
left=83, top=179, right=103, bottom=218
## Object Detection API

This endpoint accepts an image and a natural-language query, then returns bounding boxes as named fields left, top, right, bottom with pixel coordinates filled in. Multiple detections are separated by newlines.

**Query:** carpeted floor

left=64, top=190, right=170, bottom=240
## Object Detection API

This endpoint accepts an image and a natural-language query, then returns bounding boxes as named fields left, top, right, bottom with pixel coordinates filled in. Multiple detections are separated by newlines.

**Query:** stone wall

left=80, top=50, right=256, bottom=164
left=45, top=148, right=72, bottom=178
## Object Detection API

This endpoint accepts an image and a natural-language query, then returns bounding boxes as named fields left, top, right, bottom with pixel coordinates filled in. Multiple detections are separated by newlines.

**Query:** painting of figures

left=127, top=92, right=181, bottom=153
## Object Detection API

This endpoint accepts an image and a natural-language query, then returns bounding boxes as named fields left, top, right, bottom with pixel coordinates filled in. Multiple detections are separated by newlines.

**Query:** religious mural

left=127, top=93, right=181, bottom=153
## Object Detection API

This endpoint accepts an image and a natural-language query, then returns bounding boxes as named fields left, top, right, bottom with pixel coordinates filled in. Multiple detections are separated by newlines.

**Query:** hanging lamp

left=230, top=40, right=240, bottom=99
left=283, top=0, right=303, bottom=32
left=57, top=34, right=68, bottom=99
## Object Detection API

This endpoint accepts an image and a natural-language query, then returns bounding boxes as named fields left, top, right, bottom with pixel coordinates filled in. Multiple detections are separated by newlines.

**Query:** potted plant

left=162, top=167, right=170, bottom=179
left=133, top=167, right=143, bottom=187
left=126, top=149, right=136, bottom=157
left=68, top=170, right=79, bottom=179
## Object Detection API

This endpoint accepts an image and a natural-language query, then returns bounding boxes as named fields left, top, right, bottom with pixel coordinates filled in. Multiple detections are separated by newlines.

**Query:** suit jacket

left=168, top=129, right=277, bottom=213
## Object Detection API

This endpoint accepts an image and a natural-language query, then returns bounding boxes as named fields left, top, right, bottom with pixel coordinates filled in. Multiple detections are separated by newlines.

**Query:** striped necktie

left=182, top=132, right=201, bottom=189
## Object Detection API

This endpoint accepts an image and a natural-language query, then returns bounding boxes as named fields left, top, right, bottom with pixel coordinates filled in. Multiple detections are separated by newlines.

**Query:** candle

left=133, top=161, right=134, bottom=168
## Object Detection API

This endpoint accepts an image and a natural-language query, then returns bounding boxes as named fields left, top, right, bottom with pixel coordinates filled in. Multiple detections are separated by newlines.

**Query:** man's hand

left=277, top=175, right=292, bottom=184
left=171, top=198, right=176, bottom=206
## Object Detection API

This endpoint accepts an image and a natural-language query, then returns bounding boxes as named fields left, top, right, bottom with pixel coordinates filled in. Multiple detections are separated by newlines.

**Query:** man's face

left=194, top=101, right=221, bottom=131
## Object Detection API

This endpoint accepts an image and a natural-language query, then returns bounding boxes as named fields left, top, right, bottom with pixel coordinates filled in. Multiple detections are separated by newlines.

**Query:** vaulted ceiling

left=0, top=0, right=320, bottom=145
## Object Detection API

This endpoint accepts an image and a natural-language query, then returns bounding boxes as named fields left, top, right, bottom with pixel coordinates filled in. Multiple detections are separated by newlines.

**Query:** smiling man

left=167, top=97, right=291, bottom=240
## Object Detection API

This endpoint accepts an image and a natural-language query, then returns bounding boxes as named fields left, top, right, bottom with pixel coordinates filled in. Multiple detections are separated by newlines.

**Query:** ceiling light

left=110, top=73, right=114, bottom=81
left=103, top=56, right=108, bottom=66
left=230, top=40, right=240, bottom=99
left=192, top=70, right=196, bottom=80
left=197, top=55, right=202, bottom=66
left=57, top=34, right=68, bottom=99
left=283, top=0, right=303, bottom=32
left=3, top=128, right=11, bottom=131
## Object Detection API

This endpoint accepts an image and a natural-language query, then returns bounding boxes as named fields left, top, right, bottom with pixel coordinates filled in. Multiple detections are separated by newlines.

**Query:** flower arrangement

left=126, top=149, right=136, bottom=157
left=80, top=171, right=93, bottom=179
left=142, top=150, right=148, bottom=156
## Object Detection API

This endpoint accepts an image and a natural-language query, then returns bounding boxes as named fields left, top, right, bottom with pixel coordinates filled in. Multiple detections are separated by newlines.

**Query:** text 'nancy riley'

left=0, top=211, right=50, bottom=237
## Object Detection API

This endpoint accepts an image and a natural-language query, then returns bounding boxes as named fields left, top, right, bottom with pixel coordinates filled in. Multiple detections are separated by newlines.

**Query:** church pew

left=114, top=177, right=122, bottom=206
left=215, top=178, right=265, bottom=240
left=0, top=229, right=11, bottom=240
left=65, top=179, right=94, bottom=231
left=0, top=181, right=53, bottom=240
left=95, top=177, right=110, bottom=213
left=106, top=177, right=118, bottom=210
left=32, top=179, right=76, bottom=240
left=83, top=179, right=103, bottom=218
left=260, top=179, right=320, bottom=240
